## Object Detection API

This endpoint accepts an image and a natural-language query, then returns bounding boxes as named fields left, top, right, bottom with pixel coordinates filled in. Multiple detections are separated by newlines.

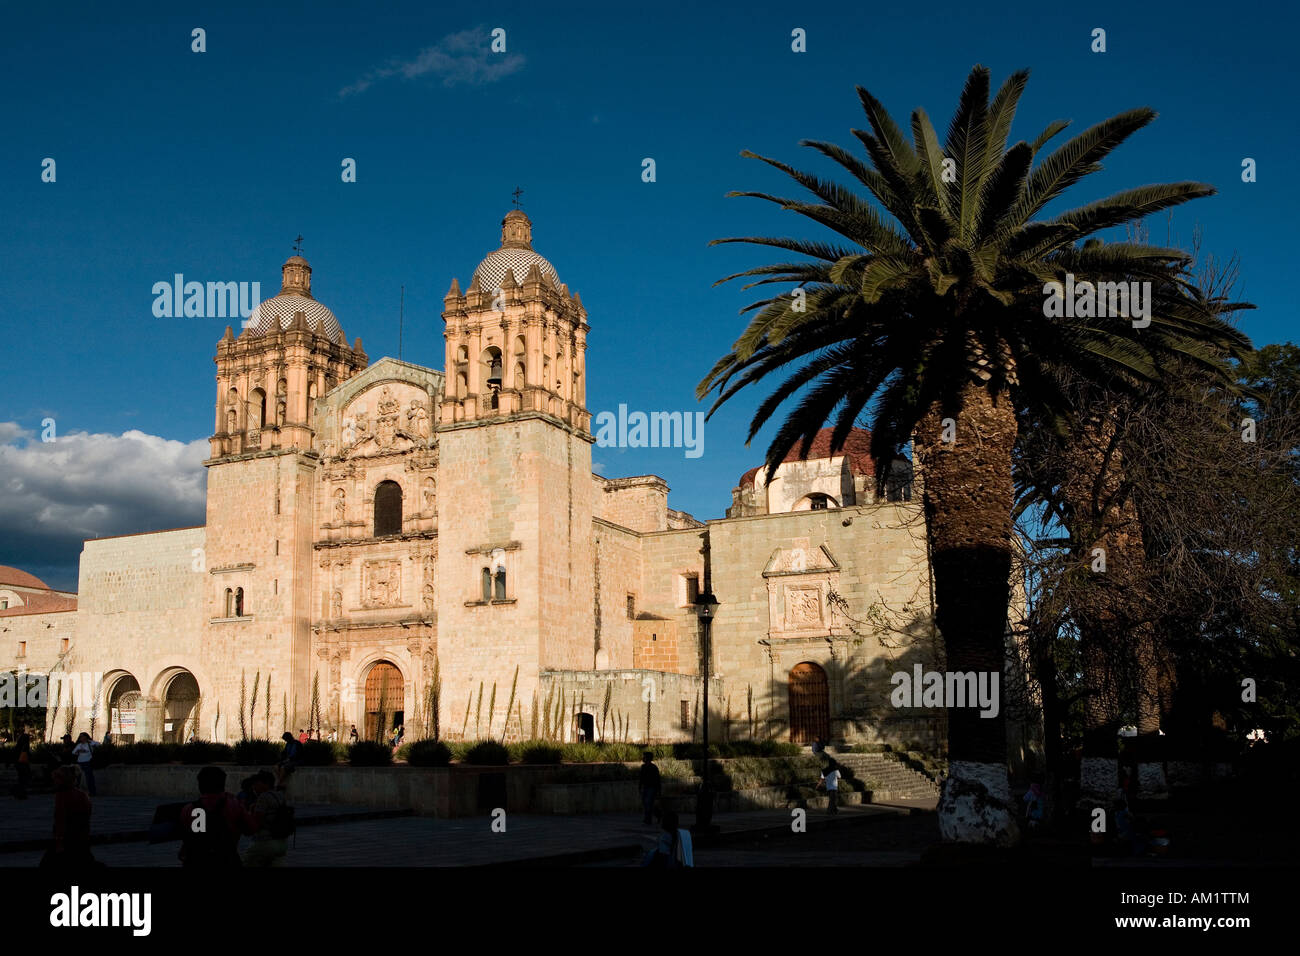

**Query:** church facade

left=7, top=210, right=943, bottom=750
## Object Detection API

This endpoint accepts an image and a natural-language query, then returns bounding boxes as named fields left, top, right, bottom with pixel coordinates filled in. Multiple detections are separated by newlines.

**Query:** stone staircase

left=827, top=752, right=941, bottom=802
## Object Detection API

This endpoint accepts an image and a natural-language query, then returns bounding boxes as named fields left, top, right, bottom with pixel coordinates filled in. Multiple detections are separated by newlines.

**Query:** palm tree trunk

left=915, top=378, right=1018, bottom=846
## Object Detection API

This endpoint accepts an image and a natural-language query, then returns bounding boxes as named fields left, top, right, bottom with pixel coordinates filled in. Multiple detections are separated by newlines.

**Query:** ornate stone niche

left=361, top=558, right=403, bottom=609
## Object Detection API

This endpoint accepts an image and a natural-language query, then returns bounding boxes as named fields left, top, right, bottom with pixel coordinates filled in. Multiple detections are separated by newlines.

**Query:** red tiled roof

left=0, top=590, right=77, bottom=617
left=738, top=427, right=874, bottom=488
left=0, top=565, right=51, bottom=590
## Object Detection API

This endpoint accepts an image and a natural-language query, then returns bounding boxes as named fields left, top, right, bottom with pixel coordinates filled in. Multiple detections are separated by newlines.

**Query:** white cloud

left=341, top=28, right=525, bottom=97
left=0, top=425, right=208, bottom=588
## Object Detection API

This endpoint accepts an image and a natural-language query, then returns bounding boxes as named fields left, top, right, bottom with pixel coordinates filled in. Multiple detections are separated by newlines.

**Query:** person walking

left=819, top=760, right=841, bottom=814
left=243, top=771, right=291, bottom=867
left=41, top=767, right=94, bottom=869
left=13, top=727, right=32, bottom=799
left=276, top=732, right=302, bottom=790
left=1023, top=782, right=1046, bottom=830
left=72, top=733, right=97, bottom=797
left=348, top=725, right=359, bottom=746
left=638, top=751, right=662, bottom=825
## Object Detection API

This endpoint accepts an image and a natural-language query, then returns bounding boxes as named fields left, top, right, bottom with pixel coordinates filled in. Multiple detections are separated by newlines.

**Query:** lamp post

left=694, top=589, right=719, bottom=834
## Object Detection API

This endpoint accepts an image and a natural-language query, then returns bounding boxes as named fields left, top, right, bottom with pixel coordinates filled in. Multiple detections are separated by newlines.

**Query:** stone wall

left=641, top=503, right=943, bottom=748
left=67, top=527, right=207, bottom=741
left=4, top=610, right=76, bottom=686
left=543, top=668, right=720, bottom=744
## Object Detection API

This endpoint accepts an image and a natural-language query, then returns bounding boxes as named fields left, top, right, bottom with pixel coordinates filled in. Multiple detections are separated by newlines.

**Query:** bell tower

left=440, top=210, right=589, bottom=433
left=203, top=250, right=367, bottom=738
left=435, top=208, right=597, bottom=732
left=210, top=254, right=367, bottom=460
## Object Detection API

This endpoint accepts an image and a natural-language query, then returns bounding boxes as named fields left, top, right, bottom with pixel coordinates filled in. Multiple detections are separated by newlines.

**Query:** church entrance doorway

left=364, top=661, right=403, bottom=743
left=106, top=673, right=141, bottom=744
left=788, top=662, right=829, bottom=744
left=162, top=671, right=200, bottom=743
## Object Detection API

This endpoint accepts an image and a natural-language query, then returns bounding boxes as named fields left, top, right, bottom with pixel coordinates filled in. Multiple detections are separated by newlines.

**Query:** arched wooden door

left=364, top=662, right=403, bottom=743
left=788, top=662, right=830, bottom=744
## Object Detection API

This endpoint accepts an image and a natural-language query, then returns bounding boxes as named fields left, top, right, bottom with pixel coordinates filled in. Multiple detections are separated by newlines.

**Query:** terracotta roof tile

left=0, top=591, right=77, bottom=617
left=0, top=566, right=51, bottom=590
left=738, top=427, right=874, bottom=487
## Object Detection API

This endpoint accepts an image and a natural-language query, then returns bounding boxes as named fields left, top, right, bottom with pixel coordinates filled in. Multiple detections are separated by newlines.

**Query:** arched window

left=225, top=588, right=233, bottom=617
left=374, top=481, right=403, bottom=536
left=276, top=378, right=288, bottom=427
left=307, top=381, right=318, bottom=423
left=481, top=567, right=492, bottom=602
left=800, top=493, right=836, bottom=511
left=249, top=388, right=267, bottom=429
left=512, top=335, right=527, bottom=388
left=234, top=588, right=245, bottom=617
left=494, top=565, right=507, bottom=601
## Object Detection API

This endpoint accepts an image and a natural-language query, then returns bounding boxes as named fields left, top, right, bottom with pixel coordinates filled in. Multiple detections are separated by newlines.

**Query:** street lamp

left=694, top=589, right=719, bottom=835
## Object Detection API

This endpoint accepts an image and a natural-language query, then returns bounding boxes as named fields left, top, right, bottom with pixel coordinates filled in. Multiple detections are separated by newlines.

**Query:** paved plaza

left=0, top=791, right=936, bottom=867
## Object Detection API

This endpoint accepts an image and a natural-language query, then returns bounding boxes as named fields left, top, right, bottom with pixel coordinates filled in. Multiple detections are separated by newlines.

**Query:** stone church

left=6, top=209, right=944, bottom=749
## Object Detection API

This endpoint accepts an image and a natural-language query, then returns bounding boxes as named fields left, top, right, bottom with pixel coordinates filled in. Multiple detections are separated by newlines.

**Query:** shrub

left=598, top=742, right=644, bottom=762
left=300, top=740, right=336, bottom=766
left=561, top=742, right=601, bottom=763
left=448, top=741, right=472, bottom=762
left=463, top=740, right=509, bottom=765
left=405, top=739, right=452, bottom=767
left=348, top=740, right=393, bottom=766
left=32, top=743, right=65, bottom=764
left=118, top=742, right=178, bottom=764
left=233, top=739, right=284, bottom=765
left=517, top=742, right=562, bottom=764
left=178, top=741, right=235, bottom=764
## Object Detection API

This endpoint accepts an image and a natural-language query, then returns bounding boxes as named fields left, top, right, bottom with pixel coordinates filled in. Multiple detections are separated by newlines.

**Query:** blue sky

left=2, top=0, right=1295, bottom=590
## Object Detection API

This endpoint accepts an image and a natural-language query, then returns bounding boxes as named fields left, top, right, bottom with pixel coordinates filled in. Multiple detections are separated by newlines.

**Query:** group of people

left=178, top=765, right=294, bottom=867
left=288, top=725, right=363, bottom=745
left=636, top=753, right=694, bottom=867
left=632, top=743, right=850, bottom=867
left=8, top=726, right=100, bottom=800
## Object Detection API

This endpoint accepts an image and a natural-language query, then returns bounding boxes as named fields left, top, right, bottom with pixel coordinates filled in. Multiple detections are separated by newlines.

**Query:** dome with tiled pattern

left=245, top=253, right=345, bottom=340
left=246, top=293, right=344, bottom=340
left=471, top=209, right=562, bottom=291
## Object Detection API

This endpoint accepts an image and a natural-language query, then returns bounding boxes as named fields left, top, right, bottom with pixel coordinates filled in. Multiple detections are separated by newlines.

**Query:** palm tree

left=699, top=65, right=1249, bottom=844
